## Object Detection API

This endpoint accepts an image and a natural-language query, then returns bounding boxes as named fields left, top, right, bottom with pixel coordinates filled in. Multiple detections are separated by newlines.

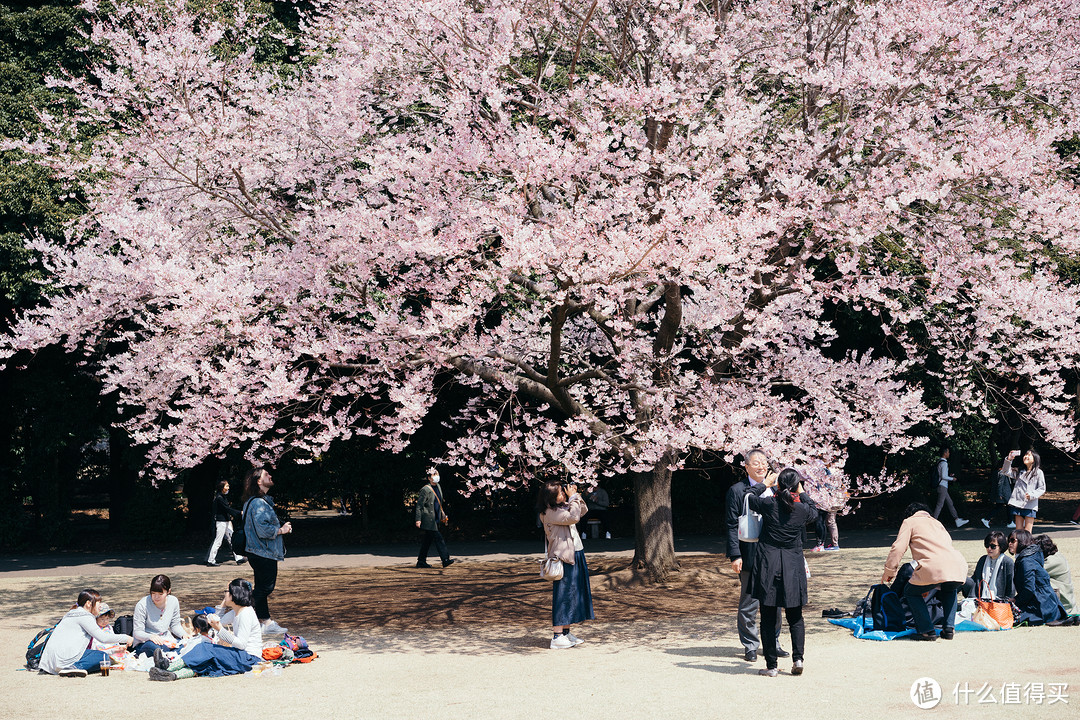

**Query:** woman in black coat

left=747, top=468, right=818, bottom=677
left=205, top=481, right=247, bottom=567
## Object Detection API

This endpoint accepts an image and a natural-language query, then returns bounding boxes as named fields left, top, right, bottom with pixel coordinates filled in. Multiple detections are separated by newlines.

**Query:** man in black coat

left=725, top=449, right=785, bottom=662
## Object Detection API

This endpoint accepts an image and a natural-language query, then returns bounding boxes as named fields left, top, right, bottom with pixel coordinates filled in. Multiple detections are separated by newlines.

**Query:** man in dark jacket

left=725, top=449, right=785, bottom=662
left=415, top=467, right=456, bottom=569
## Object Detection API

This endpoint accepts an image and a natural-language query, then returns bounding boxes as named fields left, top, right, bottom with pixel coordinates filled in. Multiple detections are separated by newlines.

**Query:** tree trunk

left=631, top=454, right=678, bottom=582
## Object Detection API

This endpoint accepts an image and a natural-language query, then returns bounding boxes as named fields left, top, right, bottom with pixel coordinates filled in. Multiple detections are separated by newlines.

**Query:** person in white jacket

left=40, top=589, right=132, bottom=677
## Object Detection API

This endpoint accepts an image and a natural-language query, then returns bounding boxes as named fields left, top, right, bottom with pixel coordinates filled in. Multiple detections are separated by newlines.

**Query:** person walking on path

left=206, top=480, right=248, bottom=567
left=1002, top=449, right=1045, bottom=533
left=242, top=467, right=292, bottom=635
left=932, top=446, right=969, bottom=528
left=745, top=468, right=817, bottom=677
left=725, top=448, right=786, bottom=663
left=537, top=479, right=594, bottom=649
left=415, top=466, right=455, bottom=569
left=882, top=503, right=968, bottom=641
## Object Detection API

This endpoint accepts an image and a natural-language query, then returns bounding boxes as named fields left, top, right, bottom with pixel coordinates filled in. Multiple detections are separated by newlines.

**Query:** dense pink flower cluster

left=5, top=0, right=1080, bottom=513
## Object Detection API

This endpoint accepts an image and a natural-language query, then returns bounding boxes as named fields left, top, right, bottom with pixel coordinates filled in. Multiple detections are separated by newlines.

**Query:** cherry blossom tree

left=6, top=0, right=1080, bottom=578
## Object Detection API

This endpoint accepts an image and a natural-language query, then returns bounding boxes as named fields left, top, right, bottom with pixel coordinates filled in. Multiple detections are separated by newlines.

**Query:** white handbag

left=738, top=492, right=762, bottom=543
left=540, top=556, right=564, bottom=581
left=540, top=538, right=564, bottom=581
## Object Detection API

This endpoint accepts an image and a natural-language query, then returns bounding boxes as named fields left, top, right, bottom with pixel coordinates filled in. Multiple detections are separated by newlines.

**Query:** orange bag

left=975, top=598, right=1013, bottom=629
left=262, top=646, right=284, bottom=660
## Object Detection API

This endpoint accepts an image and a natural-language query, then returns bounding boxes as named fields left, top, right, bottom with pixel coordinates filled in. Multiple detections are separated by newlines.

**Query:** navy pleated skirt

left=552, top=550, right=595, bottom=626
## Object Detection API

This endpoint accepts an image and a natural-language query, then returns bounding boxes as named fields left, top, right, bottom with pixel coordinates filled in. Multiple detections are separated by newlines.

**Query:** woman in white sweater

left=1001, top=450, right=1046, bottom=533
left=40, top=589, right=133, bottom=677
left=149, top=578, right=263, bottom=680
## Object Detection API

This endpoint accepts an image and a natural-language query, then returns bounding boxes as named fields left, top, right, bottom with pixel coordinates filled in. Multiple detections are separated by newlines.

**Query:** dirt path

left=2, top=527, right=1079, bottom=719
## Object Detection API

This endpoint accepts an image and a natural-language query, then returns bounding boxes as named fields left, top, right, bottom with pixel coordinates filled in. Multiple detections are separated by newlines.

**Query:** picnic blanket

left=829, top=616, right=1002, bottom=641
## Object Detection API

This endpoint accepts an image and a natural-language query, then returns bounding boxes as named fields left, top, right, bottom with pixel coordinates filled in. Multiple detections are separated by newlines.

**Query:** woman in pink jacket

left=882, top=503, right=969, bottom=641
left=537, top=480, right=594, bottom=649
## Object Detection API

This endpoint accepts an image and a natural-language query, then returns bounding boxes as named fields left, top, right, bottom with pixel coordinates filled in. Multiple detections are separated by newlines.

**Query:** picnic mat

left=828, top=616, right=1001, bottom=641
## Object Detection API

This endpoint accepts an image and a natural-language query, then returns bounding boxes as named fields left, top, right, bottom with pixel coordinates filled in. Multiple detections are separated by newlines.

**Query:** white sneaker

left=58, top=667, right=88, bottom=677
left=261, top=620, right=288, bottom=634
left=605, top=532, right=612, bottom=539
left=956, top=518, right=969, bottom=528
left=981, top=518, right=991, bottom=529
left=565, top=632, right=585, bottom=646
left=1007, top=522, right=1016, bottom=529
left=550, top=635, right=574, bottom=650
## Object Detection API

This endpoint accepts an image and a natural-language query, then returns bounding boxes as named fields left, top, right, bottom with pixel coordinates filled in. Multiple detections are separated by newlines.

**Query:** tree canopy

left=5, top=0, right=1080, bottom=575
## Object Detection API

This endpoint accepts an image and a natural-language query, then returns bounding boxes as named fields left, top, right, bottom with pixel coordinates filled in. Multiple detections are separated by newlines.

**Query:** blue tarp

left=828, top=616, right=1001, bottom=641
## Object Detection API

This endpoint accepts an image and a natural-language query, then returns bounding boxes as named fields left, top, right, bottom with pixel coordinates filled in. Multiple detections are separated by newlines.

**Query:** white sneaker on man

left=981, top=518, right=991, bottom=529
left=261, top=620, right=288, bottom=634
left=1007, top=522, right=1016, bottom=529
left=955, top=518, right=969, bottom=528
left=550, top=635, right=574, bottom=650
left=565, top=632, right=585, bottom=646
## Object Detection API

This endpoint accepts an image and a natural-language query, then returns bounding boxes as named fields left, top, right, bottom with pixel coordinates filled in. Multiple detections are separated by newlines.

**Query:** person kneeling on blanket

left=882, top=503, right=968, bottom=641
left=150, top=578, right=262, bottom=681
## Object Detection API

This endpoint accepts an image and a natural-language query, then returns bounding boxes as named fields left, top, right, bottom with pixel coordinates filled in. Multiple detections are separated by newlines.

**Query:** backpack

left=232, top=498, right=256, bottom=557
left=930, top=458, right=951, bottom=489
left=25, top=625, right=56, bottom=671
left=113, top=614, right=134, bottom=636
left=862, top=583, right=907, bottom=632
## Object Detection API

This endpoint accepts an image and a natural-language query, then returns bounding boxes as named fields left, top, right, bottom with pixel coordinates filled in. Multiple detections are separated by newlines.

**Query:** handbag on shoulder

left=738, top=491, right=762, bottom=543
left=539, top=537, right=564, bottom=581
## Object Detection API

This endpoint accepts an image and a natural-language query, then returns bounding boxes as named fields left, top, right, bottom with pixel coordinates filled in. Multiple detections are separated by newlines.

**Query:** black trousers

left=760, top=605, right=805, bottom=669
left=418, top=529, right=450, bottom=564
left=248, top=553, right=278, bottom=621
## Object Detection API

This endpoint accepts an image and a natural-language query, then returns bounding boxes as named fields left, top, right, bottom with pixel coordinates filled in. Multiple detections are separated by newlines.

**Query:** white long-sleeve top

left=40, top=608, right=132, bottom=674
left=215, top=605, right=263, bottom=657
left=133, top=594, right=184, bottom=643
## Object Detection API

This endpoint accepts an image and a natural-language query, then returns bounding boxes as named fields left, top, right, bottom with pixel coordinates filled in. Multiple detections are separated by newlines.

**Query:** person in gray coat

left=415, top=466, right=455, bottom=568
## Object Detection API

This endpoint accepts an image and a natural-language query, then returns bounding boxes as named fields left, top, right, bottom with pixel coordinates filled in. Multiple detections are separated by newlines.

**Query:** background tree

left=5, top=0, right=1080, bottom=576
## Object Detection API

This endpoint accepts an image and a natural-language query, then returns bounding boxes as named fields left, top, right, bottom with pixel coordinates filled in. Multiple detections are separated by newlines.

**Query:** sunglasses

left=986, top=544, right=1000, bottom=549
left=1007, top=538, right=1017, bottom=543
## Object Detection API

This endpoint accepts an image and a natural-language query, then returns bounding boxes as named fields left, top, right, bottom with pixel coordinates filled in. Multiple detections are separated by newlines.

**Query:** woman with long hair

left=206, top=480, right=247, bottom=567
left=1008, top=529, right=1067, bottom=626
left=745, top=468, right=818, bottom=676
left=241, top=467, right=292, bottom=635
left=1001, top=449, right=1045, bottom=532
left=536, top=479, right=594, bottom=649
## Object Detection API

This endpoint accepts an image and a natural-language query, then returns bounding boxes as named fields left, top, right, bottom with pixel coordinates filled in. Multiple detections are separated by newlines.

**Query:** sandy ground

left=2, top=525, right=1079, bottom=719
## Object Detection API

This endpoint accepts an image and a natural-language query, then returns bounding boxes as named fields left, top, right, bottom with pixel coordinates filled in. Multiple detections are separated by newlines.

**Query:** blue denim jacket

left=244, top=496, right=285, bottom=561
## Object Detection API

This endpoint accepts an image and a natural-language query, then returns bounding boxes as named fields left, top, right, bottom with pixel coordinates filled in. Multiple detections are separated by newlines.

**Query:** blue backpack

left=25, top=624, right=56, bottom=671
left=863, top=584, right=906, bottom=632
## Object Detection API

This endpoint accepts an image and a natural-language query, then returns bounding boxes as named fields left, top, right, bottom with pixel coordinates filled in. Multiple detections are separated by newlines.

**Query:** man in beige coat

left=882, top=503, right=969, bottom=640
